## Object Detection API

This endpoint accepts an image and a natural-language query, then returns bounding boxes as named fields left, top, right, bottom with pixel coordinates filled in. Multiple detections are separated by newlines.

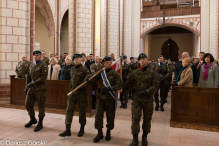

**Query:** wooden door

left=161, top=39, right=179, bottom=62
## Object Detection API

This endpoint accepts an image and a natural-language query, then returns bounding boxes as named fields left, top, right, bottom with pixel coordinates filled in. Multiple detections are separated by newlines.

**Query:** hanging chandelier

left=155, top=0, right=173, bottom=26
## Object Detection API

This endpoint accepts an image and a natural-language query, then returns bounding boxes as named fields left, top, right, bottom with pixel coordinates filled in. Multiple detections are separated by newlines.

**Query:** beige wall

left=60, top=11, right=68, bottom=54
left=35, top=7, right=54, bottom=55
left=145, top=33, right=194, bottom=61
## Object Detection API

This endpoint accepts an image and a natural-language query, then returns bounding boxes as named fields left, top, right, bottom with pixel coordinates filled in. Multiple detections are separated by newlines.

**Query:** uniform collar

left=74, top=64, right=82, bottom=69
left=140, top=66, right=147, bottom=72
left=105, top=68, right=112, bottom=72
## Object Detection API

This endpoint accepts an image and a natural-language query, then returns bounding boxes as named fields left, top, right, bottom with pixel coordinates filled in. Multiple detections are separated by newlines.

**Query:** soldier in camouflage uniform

left=15, top=55, right=31, bottom=78
left=165, top=60, right=175, bottom=102
left=124, top=53, right=159, bottom=146
left=90, top=56, right=103, bottom=74
left=24, top=50, right=48, bottom=132
left=120, top=55, right=131, bottom=109
left=41, top=51, right=50, bottom=65
left=59, top=54, right=90, bottom=138
left=84, top=56, right=123, bottom=143
left=129, top=57, right=139, bottom=100
left=153, top=55, right=171, bottom=111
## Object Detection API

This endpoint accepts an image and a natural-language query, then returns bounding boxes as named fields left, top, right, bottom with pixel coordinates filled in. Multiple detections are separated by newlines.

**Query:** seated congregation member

left=24, top=50, right=48, bottom=132
left=47, top=57, right=61, bottom=80
left=123, top=53, right=159, bottom=146
left=198, top=53, right=218, bottom=88
left=176, top=58, right=193, bottom=87
left=192, top=52, right=205, bottom=83
left=174, top=52, right=190, bottom=79
left=58, top=56, right=73, bottom=80
left=15, top=55, right=31, bottom=78
left=83, top=56, right=123, bottom=143
left=59, top=54, right=90, bottom=137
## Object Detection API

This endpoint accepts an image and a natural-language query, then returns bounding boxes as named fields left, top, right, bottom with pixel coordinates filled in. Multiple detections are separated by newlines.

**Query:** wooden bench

left=170, top=82, right=219, bottom=132
left=9, top=75, right=95, bottom=117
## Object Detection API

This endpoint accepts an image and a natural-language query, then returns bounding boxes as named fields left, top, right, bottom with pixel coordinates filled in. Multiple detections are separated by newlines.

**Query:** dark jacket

left=58, top=64, right=73, bottom=80
left=174, top=61, right=182, bottom=79
left=192, top=61, right=203, bottom=83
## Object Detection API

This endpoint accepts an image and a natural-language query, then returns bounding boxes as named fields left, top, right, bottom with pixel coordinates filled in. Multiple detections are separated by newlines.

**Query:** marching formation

left=15, top=50, right=177, bottom=146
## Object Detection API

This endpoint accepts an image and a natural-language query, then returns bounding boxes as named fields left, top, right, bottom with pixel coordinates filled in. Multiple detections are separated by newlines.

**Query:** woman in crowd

left=47, top=57, right=61, bottom=80
left=176, top=58, right=193, bottom=87
left=198, top=53, right=218, bottom=88
left=58, top=56, right=73, bottom=80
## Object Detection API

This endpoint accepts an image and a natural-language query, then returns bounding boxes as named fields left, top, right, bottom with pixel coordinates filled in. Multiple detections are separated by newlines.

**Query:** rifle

left=67, top=68, right=105, bottom=96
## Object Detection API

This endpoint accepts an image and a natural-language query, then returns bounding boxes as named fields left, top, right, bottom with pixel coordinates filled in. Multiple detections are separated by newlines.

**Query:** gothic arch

left=35, top=0, right=55, bottom=36
left=141, top=16, right=200, bottom=37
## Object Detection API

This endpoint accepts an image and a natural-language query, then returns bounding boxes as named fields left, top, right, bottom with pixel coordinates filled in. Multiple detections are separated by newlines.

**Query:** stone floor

left=0, top=93, right=219, bottom=146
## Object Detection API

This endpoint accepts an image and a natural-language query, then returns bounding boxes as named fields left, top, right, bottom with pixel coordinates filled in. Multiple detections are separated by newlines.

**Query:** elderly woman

left=176, top=58, right=193, bottom=87
left=58, top=56, right=73, bottom=80
left=198, top=53, right=218, bottom=88
left=47, top=57, right=61, bottom=80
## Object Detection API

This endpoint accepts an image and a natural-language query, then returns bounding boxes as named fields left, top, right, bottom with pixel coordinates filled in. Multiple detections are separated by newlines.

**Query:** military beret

left=73, top=54, right=82, bottom=59
left=158, top=55, right=163, bottom=58
left=138, top=53, right=147, bottom=59
left=103, top=56, right=112, bottom=62
left=33, top=50, right=41, bottom=55
left=130, top=57, right=134, bottom=60
left=123, top=55, right=127, bottom=59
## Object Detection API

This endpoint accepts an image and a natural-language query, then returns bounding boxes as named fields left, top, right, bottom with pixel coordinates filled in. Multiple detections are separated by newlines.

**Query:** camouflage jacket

left=42, top=57, right=50, bottom=65
left=89, top=68, right=123, bottom=100
left=26, top=61, right=48, bottom=90
left=130, top=62, right=139, bottom=72
left=57, top=59, right=65, bottom=67
left=70, top=64, right=90, bottom=94
left=15, top=61, right=32, bottom=77
left=153, top=63, right=171, bottom=79
left=124, top=67, right=159, bottom=99
left=90, top=63, right=103, bottom=74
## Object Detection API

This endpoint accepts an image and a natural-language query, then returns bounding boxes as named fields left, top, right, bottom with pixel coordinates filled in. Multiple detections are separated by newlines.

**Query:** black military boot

left=129, top=134, right=138, bottom=146
left=155, top=102, right=159, bottom=111
left=34, top=118, right=43, bottom=132
left=160, top=103, right=164, bottom=112
left=77, top=124, right=85, bottom=137
left=105, top=129, right=111, bottom=141
left=59, top=124, right=71, bottom=137
left=120, top=101, right=124, bottom=108
left=93, top=129, right=104, bottom=143
left=123, top=102, right=127, bottom=109
left=142, top=131, right=148, bottom=146
left=25, top=116, right=37, bottom=128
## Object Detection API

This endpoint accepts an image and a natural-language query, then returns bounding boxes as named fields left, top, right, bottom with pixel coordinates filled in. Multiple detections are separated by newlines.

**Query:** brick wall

left=0, top=0, right=30, bottom=84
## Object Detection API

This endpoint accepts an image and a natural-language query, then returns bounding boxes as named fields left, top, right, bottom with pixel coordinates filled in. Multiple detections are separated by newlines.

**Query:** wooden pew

left=9, top=75, right=95, bottom=117
left=170, top=82, right=219, bottom=132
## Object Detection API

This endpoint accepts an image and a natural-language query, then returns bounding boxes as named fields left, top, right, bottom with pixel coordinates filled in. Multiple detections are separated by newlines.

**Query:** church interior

left=0, top=0, right=219, bottom=146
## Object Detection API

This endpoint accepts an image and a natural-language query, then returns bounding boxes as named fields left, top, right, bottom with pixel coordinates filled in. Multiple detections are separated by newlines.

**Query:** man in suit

left=174, top=52, right=190, bottom=79
left=110, top=53, right=116, bottom=62
left=192, top=52, right=205, bottom=83
left=89, top=54, right=95, bottom=65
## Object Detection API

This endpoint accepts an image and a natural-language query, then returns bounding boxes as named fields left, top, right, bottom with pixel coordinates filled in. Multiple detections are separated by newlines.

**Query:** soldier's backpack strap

left=101, top=70, right=118, bottom=110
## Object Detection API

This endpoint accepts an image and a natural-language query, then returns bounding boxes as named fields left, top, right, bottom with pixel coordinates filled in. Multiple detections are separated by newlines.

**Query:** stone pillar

left=210, top=0, right=218, bottom=59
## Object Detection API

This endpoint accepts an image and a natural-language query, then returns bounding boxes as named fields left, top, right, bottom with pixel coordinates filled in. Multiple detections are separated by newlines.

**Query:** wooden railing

left=141, top=7, right=200, bottom=18
left=170, top=82, right=219, bottom=132
left=9, top=75, right=94, bottom=116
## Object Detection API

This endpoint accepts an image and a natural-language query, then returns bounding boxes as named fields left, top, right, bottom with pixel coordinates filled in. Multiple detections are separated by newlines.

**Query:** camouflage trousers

left=25, top=89, right=46, bottom=118
left=65, top=93, right=87, bottom=125
left=120, top=91, right=129, bottom=103
left=131, top=96, right=153, bottom=134
left=154, top=81, right=167, bottom=104
left=95, top=98, right=115, bottom=130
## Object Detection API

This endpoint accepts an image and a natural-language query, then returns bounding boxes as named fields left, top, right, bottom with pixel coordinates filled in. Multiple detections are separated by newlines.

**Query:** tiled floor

left=0, top=92, right=219, bottom=146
